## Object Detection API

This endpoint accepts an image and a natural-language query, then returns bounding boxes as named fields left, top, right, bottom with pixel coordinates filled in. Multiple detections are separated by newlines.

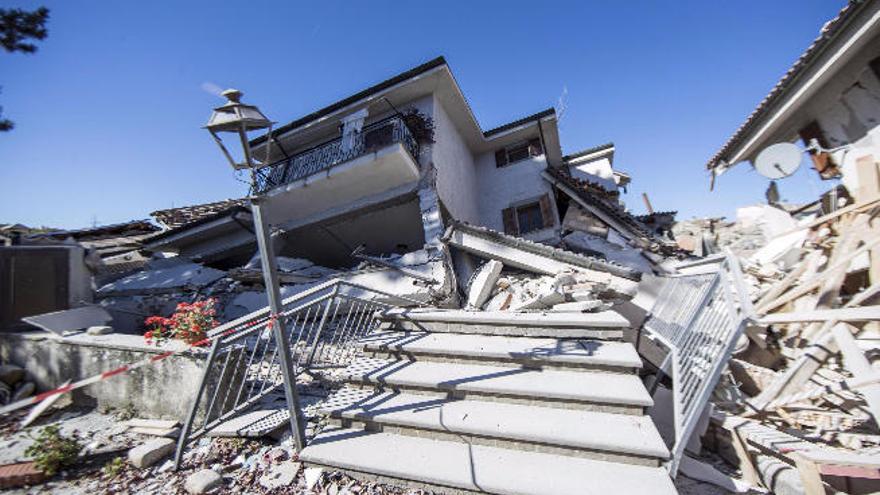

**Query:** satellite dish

left=754, top=142, right=802, bottom=179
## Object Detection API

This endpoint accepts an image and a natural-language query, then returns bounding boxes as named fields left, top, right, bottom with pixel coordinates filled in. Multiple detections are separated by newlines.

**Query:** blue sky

left=0, top=1, right=844, bottom=229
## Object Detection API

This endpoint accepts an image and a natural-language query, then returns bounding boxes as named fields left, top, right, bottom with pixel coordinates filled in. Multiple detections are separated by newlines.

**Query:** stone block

left=128, top=438, right=176, bottom=468
left=184, top=469, right=222, bottom=494
left=0, top=365, right=24, bottom=386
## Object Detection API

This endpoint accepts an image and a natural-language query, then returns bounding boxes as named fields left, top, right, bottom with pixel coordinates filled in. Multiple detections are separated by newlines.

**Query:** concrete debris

left=562, top=231, right=654, bottom=274
left=304, top=467, right=324, bottom=491
left=667, top=194, right=880, bottom=493
left=465, top=260, right=503, bottom=309
left=259, top=461, right=300, bottom=490
left=98, top=257, right=227, bottom=296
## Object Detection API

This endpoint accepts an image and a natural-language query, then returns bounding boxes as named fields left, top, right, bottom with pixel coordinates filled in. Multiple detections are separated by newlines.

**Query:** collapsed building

left=2, top=7, right=880, bottom=489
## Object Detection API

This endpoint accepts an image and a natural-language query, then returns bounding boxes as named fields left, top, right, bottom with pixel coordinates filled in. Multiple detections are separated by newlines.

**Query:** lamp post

left=204, top=89, right=307, bottom=452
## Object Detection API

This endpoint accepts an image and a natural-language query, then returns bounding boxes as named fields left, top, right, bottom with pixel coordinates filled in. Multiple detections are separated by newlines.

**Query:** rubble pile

left=470, top=269, right=624, bottom=313
left=680, top=198, right=880, bottom=493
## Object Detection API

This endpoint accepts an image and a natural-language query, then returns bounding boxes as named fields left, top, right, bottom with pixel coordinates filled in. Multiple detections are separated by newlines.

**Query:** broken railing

left=173, top=278, right=422, bottom=469
left=253, top=115, right=420, bottom=194
left=643, top=252, right=753, bottom=476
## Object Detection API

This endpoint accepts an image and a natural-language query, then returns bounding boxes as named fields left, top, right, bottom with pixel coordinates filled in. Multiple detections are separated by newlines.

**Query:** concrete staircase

left=299, top=309, right=677, bottom=495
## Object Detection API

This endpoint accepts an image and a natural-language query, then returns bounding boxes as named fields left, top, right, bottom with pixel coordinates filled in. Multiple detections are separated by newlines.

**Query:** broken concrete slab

left=98, top=258, right=225, bottom=296
left=444, top=222, right=641, bottom=281
left=562, top=231, right=654, bottom=274
left=259, top=461, right=300, bottom=490
left=21, top=306, right=113, bottom=335
left=128, top=438, right=176, bottom=468
left=466, top=260, right=503, bottom=309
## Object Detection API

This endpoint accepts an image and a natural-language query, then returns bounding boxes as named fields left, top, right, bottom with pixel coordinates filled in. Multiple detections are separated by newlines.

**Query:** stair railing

left=173, top=278, right=423, bottom=469
left=643, top=251, right=753, bottom=477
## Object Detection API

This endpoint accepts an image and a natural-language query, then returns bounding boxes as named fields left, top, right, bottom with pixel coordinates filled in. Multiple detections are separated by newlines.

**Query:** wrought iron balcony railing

left=253, top=115, right=420, bottom=194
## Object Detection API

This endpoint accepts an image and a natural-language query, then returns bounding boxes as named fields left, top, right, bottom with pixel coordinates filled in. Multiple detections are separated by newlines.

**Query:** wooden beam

left=770, top=195, right=880, bottom=239
left=832, top=322, right=880, bottom=423
left=756, top=228, right=880, bottom=314
left=757, top=305, right=880, bottom=325
left=747, top=284, right=880, bottom=412
left=766, top=373, right=880, bottom=410
left=753, top=251, right=821, bottom=311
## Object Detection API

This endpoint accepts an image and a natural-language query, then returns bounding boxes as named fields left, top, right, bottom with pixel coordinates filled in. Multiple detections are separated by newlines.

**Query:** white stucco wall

left=569, top=155, right=618, bottom=192
left=809, top=42, right=880, bottom=194
left=430, top=96, right=480, bottom=224
left=474, top=149, right=559, bottom=241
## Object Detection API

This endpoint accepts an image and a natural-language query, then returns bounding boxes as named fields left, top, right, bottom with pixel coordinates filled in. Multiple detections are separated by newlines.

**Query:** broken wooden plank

left=831, top=323, right=880, bottom=423
left=766, top=373, right=880, bottom=410
left=753, top=251, right=821, bottom=311
left=747, top=284, right=880, bottom=411
left=756, top=305, right=880, bottom=325
left=770, top=195, right=880, bottom=239
left=756, top=228, right=880, bottom=314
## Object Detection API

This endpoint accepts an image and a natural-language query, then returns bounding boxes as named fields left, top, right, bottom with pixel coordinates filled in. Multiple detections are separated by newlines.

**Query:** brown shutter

left=495, top=149, right=508, bottom=167
left=538, top=194, right=555, bottom=228
left=528, top=137, right=543, bottom=157
left=502, top=207, right=518, bottom=235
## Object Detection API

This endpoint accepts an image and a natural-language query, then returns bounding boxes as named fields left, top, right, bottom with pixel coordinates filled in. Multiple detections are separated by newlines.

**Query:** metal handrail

left=253, top=115, right=420, bottom=194
left=643, top=254, right=751, bottom=477
left=173, top=278, right=423, bottom=469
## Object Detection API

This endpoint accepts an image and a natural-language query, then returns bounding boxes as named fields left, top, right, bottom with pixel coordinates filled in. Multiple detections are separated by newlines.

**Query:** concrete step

left=300, top=427, right=677, bottom=495
left=361, top=331, right=641, bottom=372
left=342, top=357, right=653, bottom=414
left=376, top=308, right=627, bottom=339
left=322, top=388, right=670, bottom=465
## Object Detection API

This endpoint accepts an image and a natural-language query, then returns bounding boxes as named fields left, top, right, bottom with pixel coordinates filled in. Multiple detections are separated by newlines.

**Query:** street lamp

left=204, top=88, right=274, bottom=190
left=202, top=89, right=306, bottom=452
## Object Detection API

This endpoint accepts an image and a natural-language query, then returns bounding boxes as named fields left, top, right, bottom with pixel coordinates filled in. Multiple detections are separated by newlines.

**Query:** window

left=516, top=203, right=544, bottom=234
left=495, top=137, right=544, bottom=167
left=501, top=194, right=555, bottom=235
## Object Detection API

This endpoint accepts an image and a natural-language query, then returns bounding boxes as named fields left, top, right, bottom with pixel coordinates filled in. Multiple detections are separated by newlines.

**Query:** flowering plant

left=144, top=298, right=218, bottom=346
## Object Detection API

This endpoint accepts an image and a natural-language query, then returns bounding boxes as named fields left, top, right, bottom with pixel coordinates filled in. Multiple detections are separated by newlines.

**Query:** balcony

left=254, top=115, right=420, bottom=194
left=254, top=115, right=423, bottom=228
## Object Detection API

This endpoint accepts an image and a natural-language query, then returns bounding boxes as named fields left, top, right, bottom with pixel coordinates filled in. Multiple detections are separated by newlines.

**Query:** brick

left=0, top=461, right=47, bottom=489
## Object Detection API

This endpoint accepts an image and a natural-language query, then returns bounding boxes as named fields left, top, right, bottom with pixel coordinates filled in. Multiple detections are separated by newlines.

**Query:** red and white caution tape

left=0, top=314, right=279, bottom=417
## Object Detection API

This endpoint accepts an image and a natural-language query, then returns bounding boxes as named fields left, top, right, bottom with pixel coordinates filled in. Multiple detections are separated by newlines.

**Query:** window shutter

left=502, top=207, right=518, bottom=235
left=538, top=194, right=555, bottom=228
left=528, top=137, right=543, bottom=157
left=495, top=149, right=508, bottom=168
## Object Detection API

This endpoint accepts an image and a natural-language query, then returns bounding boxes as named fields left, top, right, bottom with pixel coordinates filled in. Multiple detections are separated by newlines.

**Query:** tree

left=0, top=6, right=49, bottom=131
